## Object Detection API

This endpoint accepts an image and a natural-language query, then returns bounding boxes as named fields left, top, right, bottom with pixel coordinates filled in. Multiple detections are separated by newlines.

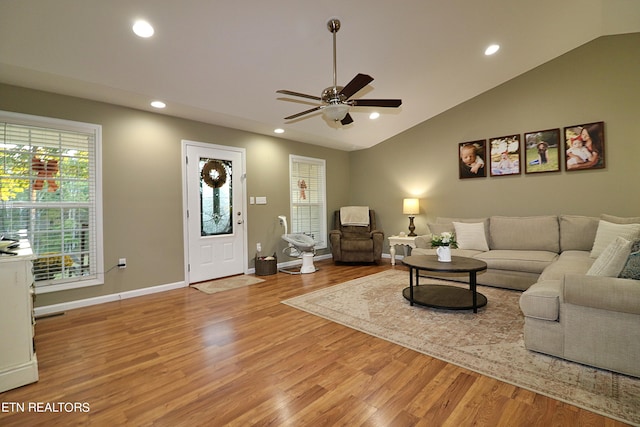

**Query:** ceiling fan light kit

left=323, top=104, right=350, bottom=121
left=277, top=18, right=401, bottom=126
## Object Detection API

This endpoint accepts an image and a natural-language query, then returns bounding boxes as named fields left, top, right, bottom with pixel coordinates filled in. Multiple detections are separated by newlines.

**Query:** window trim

left=289, top=154, right=327, bottom=249
left=0, top=110, right=104, bottom=294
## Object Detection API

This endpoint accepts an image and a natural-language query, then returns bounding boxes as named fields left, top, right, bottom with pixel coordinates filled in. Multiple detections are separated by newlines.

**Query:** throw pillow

left=587, top=236, right=633, bottom=277
left=601, top=214, right=640, bottom=224
left=590, top=220, right=640, bottom=258
left=453, top=222, right=489, bottom=251
left=619, top=239, right=640, bottom=280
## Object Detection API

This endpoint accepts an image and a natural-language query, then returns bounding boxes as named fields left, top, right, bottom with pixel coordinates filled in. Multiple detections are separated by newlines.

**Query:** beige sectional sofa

left=412, top=214, right=640, bottom=378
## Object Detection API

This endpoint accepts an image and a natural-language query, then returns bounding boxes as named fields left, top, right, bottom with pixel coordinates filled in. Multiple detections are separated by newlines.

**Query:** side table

left=388, top=235, right=417, bottom=265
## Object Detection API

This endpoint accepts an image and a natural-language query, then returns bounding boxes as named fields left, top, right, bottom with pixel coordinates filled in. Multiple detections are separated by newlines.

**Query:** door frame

left=181, top=139, right=248, bottom=283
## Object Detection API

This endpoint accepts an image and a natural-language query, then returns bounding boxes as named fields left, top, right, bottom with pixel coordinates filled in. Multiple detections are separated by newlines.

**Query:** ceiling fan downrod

left=328, top=18, right=340, bottom=90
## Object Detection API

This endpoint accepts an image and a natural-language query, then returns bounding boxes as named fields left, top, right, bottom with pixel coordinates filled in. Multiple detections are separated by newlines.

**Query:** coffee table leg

left=414, top=267, right=421, bottom=306
left=409, top=267, right=414, bottom=306
left=470, top=271, right=478, bottom=313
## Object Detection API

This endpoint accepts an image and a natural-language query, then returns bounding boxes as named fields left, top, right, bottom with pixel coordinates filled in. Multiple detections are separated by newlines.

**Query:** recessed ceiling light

left=133, top=20, right=154, bottom=38
left=150, top=100, right=166, bottom=109
left=274, top=128, right=285, bottom=134
left=485, top=44, right=500, bottom=56
left=369, top=112, right=380, bottom=120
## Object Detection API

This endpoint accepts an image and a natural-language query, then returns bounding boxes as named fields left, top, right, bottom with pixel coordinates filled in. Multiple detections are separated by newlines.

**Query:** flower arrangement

left=431, top=231, right=458, bottom=248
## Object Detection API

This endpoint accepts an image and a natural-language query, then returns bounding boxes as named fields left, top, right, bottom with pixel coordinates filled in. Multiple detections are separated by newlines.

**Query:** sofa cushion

left=619, top=239, right=640, bottom=280
left=474, top=250, right=558, bottom=274
left=411, top=247, right=484, bottom=258
left=559, top=215, right=599, bottom=252
left=587, top=236, right=633, bottom=277
left=427, top=223, right=454, bottom=235
left=519, top=279, right=561, bottom=321
left=489, top=216, right=559, bottom=252
left=453, top=222, right=489, bottom=251
left=590, top=220, right=640, bottom=258
left=539, top=250, right=593, bottom=281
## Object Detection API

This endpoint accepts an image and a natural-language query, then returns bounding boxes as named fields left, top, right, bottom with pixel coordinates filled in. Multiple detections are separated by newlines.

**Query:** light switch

left=249, top=196, right=255, bottom=205
left=256, top=196, right=267, bottom=205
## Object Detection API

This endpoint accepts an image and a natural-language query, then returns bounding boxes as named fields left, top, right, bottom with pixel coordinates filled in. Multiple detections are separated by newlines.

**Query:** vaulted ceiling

left=2, top=0, right=639, bottom=151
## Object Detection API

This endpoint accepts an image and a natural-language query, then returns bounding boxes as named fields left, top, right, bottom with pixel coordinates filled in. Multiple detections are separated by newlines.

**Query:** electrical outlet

left=118, top=258, right=127, bottom=269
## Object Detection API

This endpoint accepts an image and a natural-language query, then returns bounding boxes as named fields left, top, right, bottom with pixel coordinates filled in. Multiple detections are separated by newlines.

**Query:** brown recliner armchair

left=329, top=208, right=384, bottom=263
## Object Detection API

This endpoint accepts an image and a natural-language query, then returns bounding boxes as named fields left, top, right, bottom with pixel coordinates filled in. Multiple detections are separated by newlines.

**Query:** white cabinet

left=0, top=244, right=38, bottom=392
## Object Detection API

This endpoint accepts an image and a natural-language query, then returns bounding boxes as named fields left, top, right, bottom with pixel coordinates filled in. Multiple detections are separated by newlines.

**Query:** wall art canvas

left=524, top=129, right=560, bottom=174
left=489, top=134, right=521, bottom=176
left=458, top=140, right=487, bottom=179
left=564, top=121, right=605, bottom=171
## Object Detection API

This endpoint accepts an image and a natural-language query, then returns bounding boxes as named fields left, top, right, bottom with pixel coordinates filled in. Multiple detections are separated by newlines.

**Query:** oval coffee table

left=402, top=255, right=488, bottom=313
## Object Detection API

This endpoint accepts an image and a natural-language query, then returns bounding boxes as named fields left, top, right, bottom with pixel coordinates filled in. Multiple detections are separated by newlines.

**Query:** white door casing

left=182, top=140, right=247, bottom=283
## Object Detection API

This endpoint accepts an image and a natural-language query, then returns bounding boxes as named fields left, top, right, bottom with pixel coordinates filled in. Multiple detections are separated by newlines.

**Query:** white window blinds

left=289, top=155, right=327, bottom=249
left=0, top=111, right=103, bottom=292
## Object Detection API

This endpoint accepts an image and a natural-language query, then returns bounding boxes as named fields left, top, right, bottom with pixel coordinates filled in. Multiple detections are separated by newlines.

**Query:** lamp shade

left=402, top=198, right=419, bottom=215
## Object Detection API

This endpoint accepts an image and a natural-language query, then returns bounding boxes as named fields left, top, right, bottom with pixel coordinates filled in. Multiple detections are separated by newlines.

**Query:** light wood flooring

left=0, top=259, right=628, bottom=426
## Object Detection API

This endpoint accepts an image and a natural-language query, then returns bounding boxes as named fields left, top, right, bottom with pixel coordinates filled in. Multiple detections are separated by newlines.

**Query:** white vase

left=436, top=245, right=452, bottom=262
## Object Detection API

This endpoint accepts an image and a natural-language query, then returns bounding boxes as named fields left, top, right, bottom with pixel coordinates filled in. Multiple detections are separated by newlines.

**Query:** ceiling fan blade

left=339, top=73, right=374, bottom=100
left=284, top=106, right=322, bottom=120
left=340, top=113, right=354, bottom=125
left=276, top=90, right=322, bottom=101
left=350, top=99, right=402, bottom=108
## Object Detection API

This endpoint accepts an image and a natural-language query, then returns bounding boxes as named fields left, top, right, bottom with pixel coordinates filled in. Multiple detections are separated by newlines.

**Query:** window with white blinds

left=289, top=155, right=327, bottom=249
left=0, top=111, right=103, bottom=293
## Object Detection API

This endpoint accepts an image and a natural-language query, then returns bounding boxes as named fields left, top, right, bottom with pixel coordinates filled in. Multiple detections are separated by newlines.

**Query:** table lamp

left=403, top=198, right=419, bottom=236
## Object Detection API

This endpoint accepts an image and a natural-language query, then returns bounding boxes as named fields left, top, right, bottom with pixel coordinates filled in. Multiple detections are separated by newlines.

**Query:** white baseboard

left=34, top=281, right=187, bottom=317
left=382, top=253, right=405, bottom=260
left=247, top=253, right=332, bottom=274
left=35, top=254, right=336, bottom=317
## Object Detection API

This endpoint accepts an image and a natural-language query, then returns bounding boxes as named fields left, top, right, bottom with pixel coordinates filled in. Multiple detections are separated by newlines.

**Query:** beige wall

left=350, top=33, right=640, bottom=246
left=2, top=32, right=638, bottom=307
left=0, top=85, right=350, bottom=306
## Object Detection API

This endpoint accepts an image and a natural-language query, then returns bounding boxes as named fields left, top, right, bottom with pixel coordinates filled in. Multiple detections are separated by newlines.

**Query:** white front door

left=183, top=141, right=247, bottom=283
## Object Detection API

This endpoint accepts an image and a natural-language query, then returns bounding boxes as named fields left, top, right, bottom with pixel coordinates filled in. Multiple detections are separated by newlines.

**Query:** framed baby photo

left=458, top=140, right=487, bottom=179
left=564, top=121, right=605, bottom=171
left=489, top=134, right=521, bottom=177
left=524, top=128, right=560, bottom=174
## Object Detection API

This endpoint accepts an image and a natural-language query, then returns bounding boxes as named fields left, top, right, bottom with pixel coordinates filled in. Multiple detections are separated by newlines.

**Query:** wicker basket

left=255, top=255, right=277, bottom=276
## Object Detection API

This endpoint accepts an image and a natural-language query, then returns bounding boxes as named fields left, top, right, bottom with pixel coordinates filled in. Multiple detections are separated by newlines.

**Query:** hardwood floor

left=0, top=259, right=628, bottom=426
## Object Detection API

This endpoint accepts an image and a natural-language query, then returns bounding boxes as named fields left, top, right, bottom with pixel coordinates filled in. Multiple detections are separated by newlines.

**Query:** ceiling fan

left=276, top=19, right=402, bottom=126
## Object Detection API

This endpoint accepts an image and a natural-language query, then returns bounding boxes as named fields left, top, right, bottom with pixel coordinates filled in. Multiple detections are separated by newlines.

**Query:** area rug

left=282, top=270, right=640, bottom=425
left=191, top=275, right=264, bottom=294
